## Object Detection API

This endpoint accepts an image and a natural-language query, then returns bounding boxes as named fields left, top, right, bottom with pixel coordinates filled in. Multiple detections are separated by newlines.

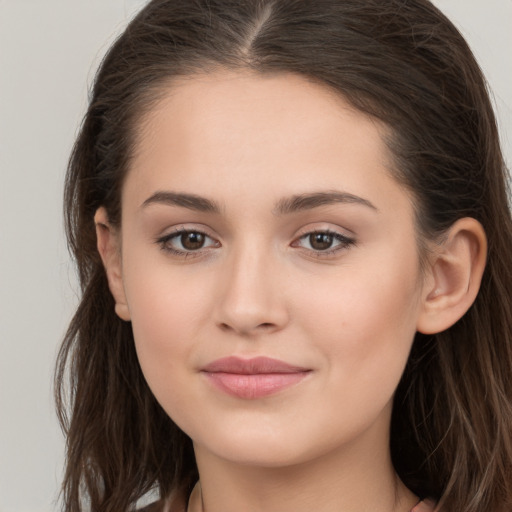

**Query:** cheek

left=121, top=250, right=213, bottom=403
left=129, top=288, right=191, bottom=405
left=296, top=250, right=422, bottom=387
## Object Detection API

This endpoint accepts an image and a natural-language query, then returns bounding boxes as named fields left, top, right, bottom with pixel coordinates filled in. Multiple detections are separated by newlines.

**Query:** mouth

left=201, top=356, right=312, bottom=399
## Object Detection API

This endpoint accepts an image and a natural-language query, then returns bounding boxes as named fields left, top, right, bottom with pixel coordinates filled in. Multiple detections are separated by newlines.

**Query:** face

left=109, top=70, right=428, bottom=468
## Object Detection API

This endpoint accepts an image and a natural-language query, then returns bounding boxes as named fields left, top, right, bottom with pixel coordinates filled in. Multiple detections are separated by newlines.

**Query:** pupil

left=182, top=232, right=205, bottom=250
left=310, top=233, right=333, bottom=250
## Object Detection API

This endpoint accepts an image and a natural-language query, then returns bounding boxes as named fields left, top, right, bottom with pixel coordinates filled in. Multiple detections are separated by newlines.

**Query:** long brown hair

left=55, top=1, right=512, bottom=511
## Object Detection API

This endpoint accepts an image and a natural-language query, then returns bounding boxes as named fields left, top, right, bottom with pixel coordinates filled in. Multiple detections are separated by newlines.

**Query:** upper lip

left=201, top=356, right=311, bottom=374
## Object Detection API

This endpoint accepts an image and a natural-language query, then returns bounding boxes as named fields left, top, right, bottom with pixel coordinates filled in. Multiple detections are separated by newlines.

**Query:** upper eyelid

left=298, top=227, right=350, bottom=236
left=293, top=223, right=356, bottom=239
left=155, top=227, right=217, bottom=245
left=159, top=229, right=217, bottom=241
left=293, top=230, right=356, bottom=246
left=157, top=224, right=217, bottom=239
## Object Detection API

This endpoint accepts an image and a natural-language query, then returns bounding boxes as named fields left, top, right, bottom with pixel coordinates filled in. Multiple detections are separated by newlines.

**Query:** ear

left=94, top=207, right=131, bottom=321
left=417, top=217, right=487, bottom=335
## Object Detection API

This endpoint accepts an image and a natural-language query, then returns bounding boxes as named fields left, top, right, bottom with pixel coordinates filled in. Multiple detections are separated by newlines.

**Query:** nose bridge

left=215, top=238, right=288, bottom=335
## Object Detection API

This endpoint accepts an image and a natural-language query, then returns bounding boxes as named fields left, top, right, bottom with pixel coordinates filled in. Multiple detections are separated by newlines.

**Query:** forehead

left=125, top=69, right=410, bottom=218
left=131, top=69, right=391, bottom=163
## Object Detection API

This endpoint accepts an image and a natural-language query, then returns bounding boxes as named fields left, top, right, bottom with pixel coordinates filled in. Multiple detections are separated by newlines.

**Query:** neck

left=189, top=423, right=417, bottom=512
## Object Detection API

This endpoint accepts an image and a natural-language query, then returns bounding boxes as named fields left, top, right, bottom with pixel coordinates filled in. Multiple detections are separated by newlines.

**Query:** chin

left=200, top=439, right=312, bottom=469
left=188, top=418, right=312, bottom=468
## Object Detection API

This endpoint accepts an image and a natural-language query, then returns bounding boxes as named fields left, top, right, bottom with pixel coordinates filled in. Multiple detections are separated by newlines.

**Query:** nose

left=213, top=246, right=290, bottom=337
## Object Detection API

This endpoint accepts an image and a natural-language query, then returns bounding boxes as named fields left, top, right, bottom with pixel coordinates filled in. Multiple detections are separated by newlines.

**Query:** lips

left=201, top=356, right=311, bottom=399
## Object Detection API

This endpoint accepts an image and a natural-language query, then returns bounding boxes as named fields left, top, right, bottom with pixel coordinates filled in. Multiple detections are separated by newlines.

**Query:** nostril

left=217, top=321, right=277, bottom=334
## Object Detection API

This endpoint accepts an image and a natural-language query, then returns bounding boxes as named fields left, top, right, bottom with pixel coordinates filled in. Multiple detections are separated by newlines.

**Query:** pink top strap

left=411, top=498, right=436, bottom=511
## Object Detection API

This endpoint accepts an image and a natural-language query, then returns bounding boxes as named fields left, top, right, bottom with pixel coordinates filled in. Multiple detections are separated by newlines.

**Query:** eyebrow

left=273, top=191, right=377, bottom=215
left=141, top=191, right=221, bottom=213
left=141, top=190, right=377, bottom=214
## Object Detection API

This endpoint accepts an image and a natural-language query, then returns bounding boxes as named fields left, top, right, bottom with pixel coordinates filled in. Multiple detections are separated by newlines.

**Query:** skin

left=96, top=70, right=487, bottom=512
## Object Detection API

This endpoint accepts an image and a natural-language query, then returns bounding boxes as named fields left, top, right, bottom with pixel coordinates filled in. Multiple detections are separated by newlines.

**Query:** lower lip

left=203, top=372, right=310, bottom=399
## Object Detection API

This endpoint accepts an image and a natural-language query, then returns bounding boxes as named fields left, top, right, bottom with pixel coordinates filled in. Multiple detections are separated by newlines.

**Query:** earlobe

left=417, top=218, right=487, bottom=335
left=94, top=207, right=131, bottom=321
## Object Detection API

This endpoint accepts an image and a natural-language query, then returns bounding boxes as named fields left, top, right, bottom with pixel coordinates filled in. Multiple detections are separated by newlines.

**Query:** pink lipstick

left=201, top=356, right=311, bottom=399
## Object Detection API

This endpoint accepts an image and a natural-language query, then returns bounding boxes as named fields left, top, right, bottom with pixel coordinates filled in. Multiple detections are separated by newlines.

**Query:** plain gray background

left=0, top=1, right=510, bottom=511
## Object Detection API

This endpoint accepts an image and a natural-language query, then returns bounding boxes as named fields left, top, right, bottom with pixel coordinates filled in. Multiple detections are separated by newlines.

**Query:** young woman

left=55, top=1, right=512, bottom=511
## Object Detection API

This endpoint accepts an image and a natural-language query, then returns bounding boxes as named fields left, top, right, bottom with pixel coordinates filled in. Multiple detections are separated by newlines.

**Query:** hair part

left=56, top=1, right=512, bottom=511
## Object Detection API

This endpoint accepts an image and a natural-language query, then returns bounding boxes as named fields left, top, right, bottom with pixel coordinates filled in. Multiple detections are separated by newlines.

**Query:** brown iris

left=309, top=233, right=334, bottom=250
left=181, top=232, right=205, bottom=250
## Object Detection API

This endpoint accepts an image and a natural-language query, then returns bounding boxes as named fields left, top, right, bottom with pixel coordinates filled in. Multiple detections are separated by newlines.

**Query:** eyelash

left=156, top=228, right=356, bottom=258
left=156, top=228, right=219, bottom=259
left=292, top=230, right=356, bottom=257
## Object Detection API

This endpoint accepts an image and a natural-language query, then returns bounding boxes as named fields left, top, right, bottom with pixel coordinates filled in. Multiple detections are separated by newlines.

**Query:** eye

left=293, top=230, right=355, bottom=255
left=157, top=229, right=219, bottom=255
